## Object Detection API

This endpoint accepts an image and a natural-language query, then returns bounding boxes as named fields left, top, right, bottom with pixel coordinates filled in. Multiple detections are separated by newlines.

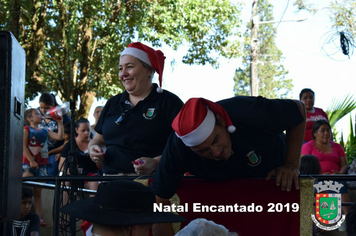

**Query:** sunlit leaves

left=2, top=0, right=242, bottom=117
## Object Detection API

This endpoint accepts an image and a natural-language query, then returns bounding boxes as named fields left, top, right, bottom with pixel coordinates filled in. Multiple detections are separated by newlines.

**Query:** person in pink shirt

left=301, top=119, right=350, bottom=214
left=299, top=88, right=328, bottom=143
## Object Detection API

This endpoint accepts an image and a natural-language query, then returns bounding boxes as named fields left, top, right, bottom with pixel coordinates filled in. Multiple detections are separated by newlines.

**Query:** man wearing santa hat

left=151, top=96, right=306, bottom=235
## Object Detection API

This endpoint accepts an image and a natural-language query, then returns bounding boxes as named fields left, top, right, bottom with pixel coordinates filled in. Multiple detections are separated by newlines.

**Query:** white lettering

left=193, top=203, right=201, bottom=212
left=153, top=203, right=162, bottom=212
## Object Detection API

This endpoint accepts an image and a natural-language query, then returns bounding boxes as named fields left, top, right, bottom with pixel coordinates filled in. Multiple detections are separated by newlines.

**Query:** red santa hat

left=121, top=42, right=165, bottom=93
left=172, top=98, right=236, bottom=147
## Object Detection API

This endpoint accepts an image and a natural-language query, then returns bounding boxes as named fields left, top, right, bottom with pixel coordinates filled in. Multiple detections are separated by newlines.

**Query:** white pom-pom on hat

left=227, top=125, right=236, bottom=133
left=156, top=86, right=163, bottom=93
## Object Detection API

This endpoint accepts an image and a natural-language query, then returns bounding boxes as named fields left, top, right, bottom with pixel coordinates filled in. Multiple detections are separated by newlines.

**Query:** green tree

left=0, top=0, right=242, bottom=118
left=233, top=0, right=293, bottom=98
left=294, top=0, right=356, bottom=35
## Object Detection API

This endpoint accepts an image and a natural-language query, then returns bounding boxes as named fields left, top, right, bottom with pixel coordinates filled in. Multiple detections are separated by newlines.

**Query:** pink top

left=301, top=140, right=346, bottom=173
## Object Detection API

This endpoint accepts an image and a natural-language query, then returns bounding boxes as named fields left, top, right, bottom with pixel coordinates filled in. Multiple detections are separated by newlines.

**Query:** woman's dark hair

left=75, top=118, right=90, bottom=129
left=39, top=93, right=58, bottom=106
left=311, top=119, right=331, bottom=140
left=300, top=155, right=322, bottom=174
left=74, top=118, right=90, bottom=136
left=299, top=88, right=314, bottom=100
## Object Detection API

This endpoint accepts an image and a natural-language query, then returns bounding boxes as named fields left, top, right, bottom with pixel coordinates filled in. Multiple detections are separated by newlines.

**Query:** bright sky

left=30, top=0, right=355, bottom=139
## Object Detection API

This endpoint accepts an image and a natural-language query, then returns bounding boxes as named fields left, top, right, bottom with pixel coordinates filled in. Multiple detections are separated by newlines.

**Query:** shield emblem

left=249, top=153, right=258, bottom=164
left=315, top=193, right=342, bottom=224
left=146, top=108, right=155, bottom=117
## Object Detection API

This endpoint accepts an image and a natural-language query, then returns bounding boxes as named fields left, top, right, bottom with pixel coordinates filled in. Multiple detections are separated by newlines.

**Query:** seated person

left=60, top=180, right=186, bottom=236
left=301, top=119, right=350, bottom=214
left=12, top=187, right=40, bottom=236
left=59, top=118, right=100, bottom=196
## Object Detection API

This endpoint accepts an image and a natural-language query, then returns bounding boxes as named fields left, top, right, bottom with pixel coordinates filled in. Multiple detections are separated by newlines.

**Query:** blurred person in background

left=299, top=88, right=328, bottom=143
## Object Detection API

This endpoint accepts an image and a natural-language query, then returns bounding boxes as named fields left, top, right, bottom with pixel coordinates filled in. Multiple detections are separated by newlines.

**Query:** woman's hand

left=133, top=157, right=159, bottom=175
left=89, top=145, right=106, bottom=164
left=331, top=170, right=342, bottom=174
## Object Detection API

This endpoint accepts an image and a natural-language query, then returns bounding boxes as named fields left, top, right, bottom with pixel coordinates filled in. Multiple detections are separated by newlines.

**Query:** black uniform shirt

left=151, top=96, right=304, bottom=199
left=95, top=84, right=183, bottom=174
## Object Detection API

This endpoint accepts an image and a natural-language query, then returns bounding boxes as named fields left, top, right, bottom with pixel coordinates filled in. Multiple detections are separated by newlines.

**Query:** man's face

left=21, top=197, right=32, bottom=218
left=190, top=114, right=232, bottom=160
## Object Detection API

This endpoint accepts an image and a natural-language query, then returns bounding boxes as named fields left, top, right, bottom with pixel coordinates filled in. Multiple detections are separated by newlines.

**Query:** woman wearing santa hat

left=88, top=42, right=183, bottom=176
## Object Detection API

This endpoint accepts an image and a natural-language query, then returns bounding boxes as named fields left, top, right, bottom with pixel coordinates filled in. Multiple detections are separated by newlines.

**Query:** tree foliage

left=233, top=0, right=292, bottom=98
left=294, top=0, right=356, bottom=35
left=0, top=0, right=242, bottom=118
left=325, top=94, right=356, bottom=164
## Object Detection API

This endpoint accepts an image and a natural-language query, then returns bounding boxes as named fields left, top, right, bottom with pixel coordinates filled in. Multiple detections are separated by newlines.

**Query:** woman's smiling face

left=119, top=55, right=152, bottom=96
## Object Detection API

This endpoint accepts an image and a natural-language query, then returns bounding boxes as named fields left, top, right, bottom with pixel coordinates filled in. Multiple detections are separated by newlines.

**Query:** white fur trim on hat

left=121, top=47, right=152, bottom=66
left=177, top=108, right=215, bottom=147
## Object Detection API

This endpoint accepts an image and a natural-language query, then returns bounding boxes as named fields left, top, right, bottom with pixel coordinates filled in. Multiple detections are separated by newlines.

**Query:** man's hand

left=266, top=165, right=300, bottom=191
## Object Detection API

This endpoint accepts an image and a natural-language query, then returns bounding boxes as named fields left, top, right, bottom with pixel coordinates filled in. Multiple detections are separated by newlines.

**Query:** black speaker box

left=0, top=31, right=25, bottom=222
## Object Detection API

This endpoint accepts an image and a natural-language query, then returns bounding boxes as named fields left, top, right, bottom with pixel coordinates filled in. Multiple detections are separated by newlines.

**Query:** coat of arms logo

left=143, top=108, right=156, bottom=120
left=311, top=180, right=346, bottom=231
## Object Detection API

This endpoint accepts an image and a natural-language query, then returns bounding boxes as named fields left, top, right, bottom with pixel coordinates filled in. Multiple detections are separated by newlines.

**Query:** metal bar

left=53, top=177, right=61, bottom=236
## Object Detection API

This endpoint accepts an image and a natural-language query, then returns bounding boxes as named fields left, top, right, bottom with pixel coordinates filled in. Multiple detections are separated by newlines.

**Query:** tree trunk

left=78, top=92, right=95, bottom=121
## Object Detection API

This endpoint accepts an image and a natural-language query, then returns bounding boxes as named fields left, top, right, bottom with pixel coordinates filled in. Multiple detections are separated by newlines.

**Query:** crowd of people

left=18, top=42, right=356, bottom=236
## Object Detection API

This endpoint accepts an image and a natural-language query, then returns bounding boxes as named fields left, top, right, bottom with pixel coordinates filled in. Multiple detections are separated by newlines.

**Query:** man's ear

left=215, top=113, right=226, bottom=127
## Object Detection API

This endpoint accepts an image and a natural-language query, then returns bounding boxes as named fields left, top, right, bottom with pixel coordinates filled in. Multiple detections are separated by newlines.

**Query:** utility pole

left=250, top=0, right=258, bottom=96
left=249, top=1, right=306, bottom=97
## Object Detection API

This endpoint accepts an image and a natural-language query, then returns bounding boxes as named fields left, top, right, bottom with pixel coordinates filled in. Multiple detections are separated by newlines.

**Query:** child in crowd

left=299, top=154, right=322, bottom=175
left=55, top=122, right=71, bottom=165
left=38, top=93, right=70, bottom=183
left=300, top=155, right=321, bottom=236
left=22, top=108, right=64, bottom=226
left=12, top=187, right=40, bottom=236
